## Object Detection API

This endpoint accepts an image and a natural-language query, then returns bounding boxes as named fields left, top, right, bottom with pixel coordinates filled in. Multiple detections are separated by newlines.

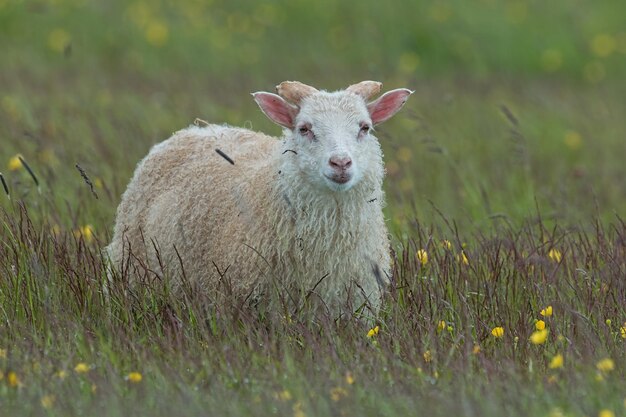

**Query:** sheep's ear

left=252, top=92, right=298, bottom=129
left=367, top=88, right=413, bottom=125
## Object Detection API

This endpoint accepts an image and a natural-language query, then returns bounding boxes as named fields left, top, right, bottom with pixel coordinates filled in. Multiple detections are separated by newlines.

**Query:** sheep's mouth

left=325, top=174, right=352, bottom=185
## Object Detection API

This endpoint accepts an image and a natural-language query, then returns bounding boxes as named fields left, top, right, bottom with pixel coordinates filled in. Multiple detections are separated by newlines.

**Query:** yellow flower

left=472, top=344, right=481, bottom=354
left=81, top=225, right=94, bottom=242
left=437, top=320, right=446, bottom=332
left=591, top=34, right=616, bottom=57
left=596, top=358, right=615, bottom=373
left=491, top=327, right=504, bottom=338
left=423, top=350, right=432, bottom=362
left=416, top=249, right=428, bottom=265
left=145, top=21, right=169, bottom=47
left=126, top=372, right=142, bottom=383
left=329, top=386, right=348, bottom=402
left=457, top=251, right=469, bottom=265
left=549, top=353, right=564, bottom=369
left=530, top=329, right=549, bottom=345
left=540, top=306, right=553, bottom=317
left=620, top=323, right=626, bottom=339
left=441, top=239, right=452, bottom=250
left=293, top=401, right=306, bottom=417
left=345, top=371, right=354, bottom=385
left=74, top=362, right=90, bottom=373
left=564, top=131, right=582, bottom=150
left=48, top=29, right=71, bottom=53
left=548, top=407, right=566, bottom=417
left=8, top=154, right=23, bottom=171
left=535, top=320, right=546, bottom=330
left=56, top=370, right=67, bottom=380
left=367, top=325, right=379, bottom=338
left=41, top=395, right=56, bottom=409
left=598, top=410, right=615, bottom=417
left=7, top=371, right=19, bottom=387
left=276, top=389, right=291, bottom=401
left=548, top=249, right=562, bottom=263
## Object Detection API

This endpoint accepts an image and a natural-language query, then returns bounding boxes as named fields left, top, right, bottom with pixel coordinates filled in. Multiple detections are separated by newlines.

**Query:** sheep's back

left=108, top=125, right=279, bottom=291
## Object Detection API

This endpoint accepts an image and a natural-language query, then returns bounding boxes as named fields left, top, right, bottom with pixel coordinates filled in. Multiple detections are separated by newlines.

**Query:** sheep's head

left=253, top=81, right=412, bottom=192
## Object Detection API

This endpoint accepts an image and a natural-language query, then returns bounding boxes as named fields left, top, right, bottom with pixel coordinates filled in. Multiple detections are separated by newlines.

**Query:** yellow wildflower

left=74, top=362, right=90, bottom=373
left=145, top=21, right=169, bottom=47
left=591, top=34, right=616, bottom=57
left=367, top=325, right=379, bottom=338
left=437, top=320, right=446, bottom=332
left=530, top=329, right=549, bottom=345
left=7, top=371, right=19, bottom=387
left=596, top=358, right=615, bottom=373
left=535, top=320, right=546, bottom=330
left=472, top=344, right=481, bottom=354
left=620, top=323, right=626, bottom=339
left=548, top=249, right=562, bottom=262
left=564, top=131, right=582, bottom=150
left=458, top=251, right=469, bottom=265
left=126, top=372, right=142, bottom=383
left=491, top=327, right=504, bottom=338
left=41, top=395, right=56, bottom=409
left=8, top=154, right=23, bottom=171
left=329, top=386, right=348, bottom=402
left=416, top=249, right=428, bottom=265
left=540, top=306, right=553, bottom=317
left=423, top=350, right=432, bottom=362
left=48, top=28, right=71, bottom=53
left=547, top=374, right=558, bottom=384
left=441, top=239, right=452, bottom=250
left=56, top=370, right=67, bottom=379
left=81, top=225, right=94, bottom=242
left=276, top=389, right=291, bottom=401
left=598, top=410, right=615, bottom=417
left=293, top=401, right=306, bottom=417
left=548, top=407, right=566, bottom=417
left=345, top=371, right=354, bottom=385
left=549, top=353, right=564, bottom=369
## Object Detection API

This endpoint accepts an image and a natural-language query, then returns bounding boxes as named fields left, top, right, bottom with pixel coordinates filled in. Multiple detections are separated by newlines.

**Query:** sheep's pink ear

left=367, top=88, right=413, bottom=125
left=252, top=92, right=298, bottom=129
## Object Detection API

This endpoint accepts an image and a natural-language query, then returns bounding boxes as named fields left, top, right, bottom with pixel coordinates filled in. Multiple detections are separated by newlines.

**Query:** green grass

left=1, top=0, right=625, bottom=416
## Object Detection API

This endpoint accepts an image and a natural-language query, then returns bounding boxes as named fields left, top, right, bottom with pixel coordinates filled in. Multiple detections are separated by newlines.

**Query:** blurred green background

left=1, top=0, right=625, bottom=235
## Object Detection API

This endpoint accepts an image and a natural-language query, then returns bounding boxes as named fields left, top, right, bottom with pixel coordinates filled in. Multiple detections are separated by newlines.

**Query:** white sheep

left=107, top=81, right=412, bottom=317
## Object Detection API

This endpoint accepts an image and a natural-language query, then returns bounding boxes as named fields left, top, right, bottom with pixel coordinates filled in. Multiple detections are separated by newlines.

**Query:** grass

left=1, top=0, right=625, bottom=416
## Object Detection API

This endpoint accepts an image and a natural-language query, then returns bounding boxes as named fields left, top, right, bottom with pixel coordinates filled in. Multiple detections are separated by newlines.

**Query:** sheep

left=106, top=81, right=412, bottom=317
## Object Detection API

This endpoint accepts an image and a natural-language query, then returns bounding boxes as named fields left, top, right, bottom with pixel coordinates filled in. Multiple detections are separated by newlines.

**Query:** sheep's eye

left=360, top=125, right=370, bottom=133
left=299, top=126, right=309, bottom=135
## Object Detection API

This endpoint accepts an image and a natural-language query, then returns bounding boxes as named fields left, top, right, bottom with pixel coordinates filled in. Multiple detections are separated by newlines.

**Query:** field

left=1, top=0, right=625, bottom=416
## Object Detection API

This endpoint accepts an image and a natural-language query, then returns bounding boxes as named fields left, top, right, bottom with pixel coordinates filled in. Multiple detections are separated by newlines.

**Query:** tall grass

left=0, top=196, right=624, bottom=416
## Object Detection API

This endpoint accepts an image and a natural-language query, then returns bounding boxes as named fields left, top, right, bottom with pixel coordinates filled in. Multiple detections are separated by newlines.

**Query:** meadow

left=0, top=0, right=625, bottom=416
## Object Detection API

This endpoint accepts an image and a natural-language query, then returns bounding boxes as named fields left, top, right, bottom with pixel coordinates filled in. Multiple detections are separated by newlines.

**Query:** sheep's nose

left=329, top=156, right=352, bottom=171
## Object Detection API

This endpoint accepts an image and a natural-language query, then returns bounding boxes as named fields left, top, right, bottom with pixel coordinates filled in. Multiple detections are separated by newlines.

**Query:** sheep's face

left=293, top=92, right=377, bottom=192
left=253, top=83, right=412, bottom=193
